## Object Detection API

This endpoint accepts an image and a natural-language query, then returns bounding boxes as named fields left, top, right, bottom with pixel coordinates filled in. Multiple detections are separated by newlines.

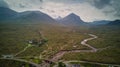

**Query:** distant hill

left=57, top=13, right=87, bottom=26
left=107, top=20, right=120, bottom=25
left=0, top=7, right=18, bottom=20
left=0, top=7, right=56, bottom=23
left=16, top=11, right=55, bottom=23
left=90, top=20, right=110, bottom=25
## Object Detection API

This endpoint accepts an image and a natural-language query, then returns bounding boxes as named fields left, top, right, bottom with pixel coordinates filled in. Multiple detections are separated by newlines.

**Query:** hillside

left=0, top=7, right=56, bottom=24
left=57, top=13, right=87, bottom=26
left=107, top=20, right=120, bottom=25
left=0, top=7, right=18, bottom=20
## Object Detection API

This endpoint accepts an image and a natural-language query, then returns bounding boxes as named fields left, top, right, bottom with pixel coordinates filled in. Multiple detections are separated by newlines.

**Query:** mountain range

left=0, top=7, right=55, bottom=23
left=107, top=20, right=120, bottom=25
left=0, top=7, right=120, bottom=26
left=16, top=11, right=55, bottom=23
left=90, top=20, right=110, bottom=25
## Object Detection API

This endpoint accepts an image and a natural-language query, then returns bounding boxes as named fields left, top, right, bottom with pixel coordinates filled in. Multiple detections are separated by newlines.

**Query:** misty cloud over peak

left=0, top=0, right=120, bottom=22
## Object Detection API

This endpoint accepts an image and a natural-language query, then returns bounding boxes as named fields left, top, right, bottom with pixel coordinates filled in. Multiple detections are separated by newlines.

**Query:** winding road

left=0, top=58, right=40, bottom=67
left=63, top=60, right=120, bottom=67
left=50, top=34, right=98, bottom=62
left=50, top=34, right=120, bottom=67
left=1, top=34, right=119, bottom=67
left=14, top=44, right=33, bottom=56
left=81, top=34, right=98, bottom=52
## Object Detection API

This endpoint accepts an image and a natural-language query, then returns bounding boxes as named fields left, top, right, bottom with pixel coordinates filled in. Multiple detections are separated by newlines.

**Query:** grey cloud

left=87, top=0, right=120, bottom=18
left=92, top=0, right=111, bottom=9
left=1, top=0, right=120, bottom=21
left=46, top=0, right=84, bottom=4
left=3, top=0, right=43, bottom=11
left=111, top=0, right=120, bottom=17
left=65, top=9, right=71, bottom=11
left=46, top=9, right=55, bottom=13
left=19, top=4, right=25, bottom=8
left=40, top=0, right=43, bottom=2
left=39, top=7, right=43, bottom=9
left=50, top=10, right=55, bottom=13
left=44, top=0, right=120, bottom=19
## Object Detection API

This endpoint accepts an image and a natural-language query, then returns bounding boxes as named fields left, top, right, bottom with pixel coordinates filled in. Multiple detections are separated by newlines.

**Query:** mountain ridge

left=0, top=7, right=56, bottom=23
left=107, top=20, right=120, bottom=25
left=57, top=13, right=87, bottom=26
left=0, top=7, right=18, bottom=20
left=90, top=20, right=110, bottom=25
left=0, top=7, right=120, bottom=26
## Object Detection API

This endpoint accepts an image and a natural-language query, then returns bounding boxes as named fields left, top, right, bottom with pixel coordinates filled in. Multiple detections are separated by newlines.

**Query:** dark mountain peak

left=0, top=7, right=56, bottom=23
left=91, top=20, right=110, bottom=25
left=68, top=13, right=79, bottom=17
left=17, top=10, right=55, bottom=23
left=93, top=20, right=110, bottom=22
left=66, top=13, right=80, bottom=19
left=0, top=7, right=17, bottom=14
left=0, top=7, right=18, bottom=20
left=108, top=20, right=120, bottom=25
left=57, top=13, right=86, bottom=26
left=0, top=7, right=9, bottom=10
left=63, top=13, right=84, bottom=23
left=113, top=19, right=120, bottom=22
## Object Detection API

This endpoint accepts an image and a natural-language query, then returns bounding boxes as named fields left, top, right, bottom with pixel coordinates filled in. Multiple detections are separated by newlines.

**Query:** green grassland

left=0, top=59, right=34, bottom=67
left=0, top=21, right=120, bottom=65
left=70, top=62, right=108, bottom=67
left=0, top=22, right=89, bottom=59
left=62, top=25, right=120, bottom=64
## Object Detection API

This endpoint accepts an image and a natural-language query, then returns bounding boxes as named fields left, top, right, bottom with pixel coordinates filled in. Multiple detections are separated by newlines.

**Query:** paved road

left=0, top=58, right=41, bottom=67
left=14, top=44, right=33, bottom=56
left=63, top=60, right=120, bottom=67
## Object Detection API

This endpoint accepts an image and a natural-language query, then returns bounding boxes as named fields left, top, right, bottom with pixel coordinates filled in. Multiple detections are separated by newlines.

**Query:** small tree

left=58, top=62, right=66, bottom=67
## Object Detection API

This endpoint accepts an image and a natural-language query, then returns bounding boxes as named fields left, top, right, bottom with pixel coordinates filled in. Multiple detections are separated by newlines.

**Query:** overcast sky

left=0, top=0, right=120, bottom=22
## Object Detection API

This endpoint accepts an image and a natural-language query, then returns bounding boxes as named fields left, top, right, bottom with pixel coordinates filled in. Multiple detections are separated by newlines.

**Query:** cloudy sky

left=0, top=0, right=120, bottom=22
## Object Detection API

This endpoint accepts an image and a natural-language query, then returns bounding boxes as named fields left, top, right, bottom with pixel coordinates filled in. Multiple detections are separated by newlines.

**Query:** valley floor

left=0, top=23, right=120, bottom=67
